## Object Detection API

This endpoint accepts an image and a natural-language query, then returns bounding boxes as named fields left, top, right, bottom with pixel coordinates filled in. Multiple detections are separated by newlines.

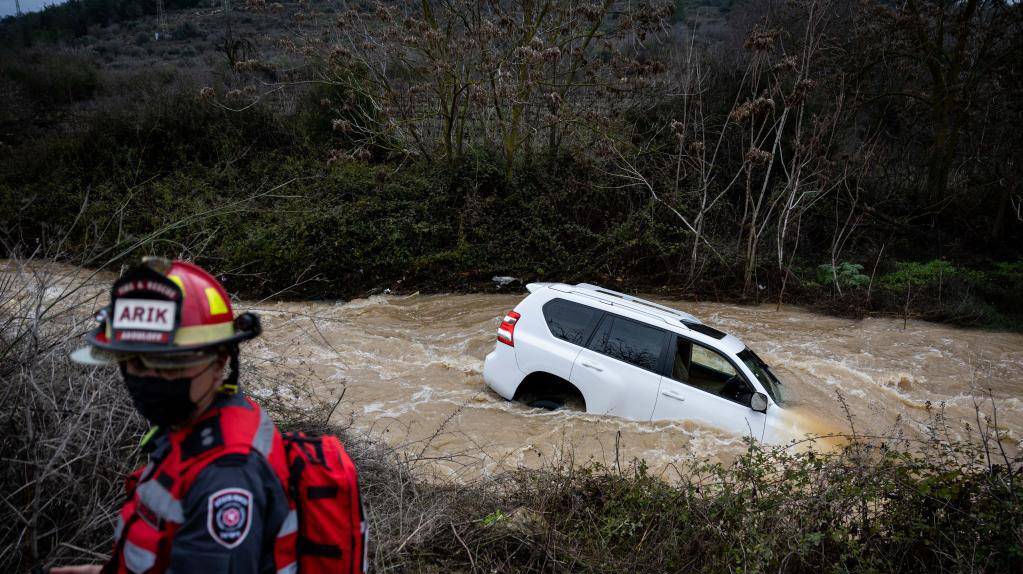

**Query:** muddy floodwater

left=6, top=261, right=1021, bottom=479
left=247, top=292, right=1023, bottom=479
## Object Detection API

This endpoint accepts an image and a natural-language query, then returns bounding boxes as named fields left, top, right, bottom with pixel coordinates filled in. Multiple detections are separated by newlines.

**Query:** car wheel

left=528, top=398, right=563, bottom=411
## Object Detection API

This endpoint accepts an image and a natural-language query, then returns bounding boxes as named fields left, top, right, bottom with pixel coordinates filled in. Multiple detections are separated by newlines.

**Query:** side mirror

left=750, top=392, right=769, bottom=413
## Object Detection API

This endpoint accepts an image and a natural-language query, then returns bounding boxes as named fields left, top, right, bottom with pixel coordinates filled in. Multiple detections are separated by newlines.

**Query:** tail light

left=497, top=310, right=521, bottom=346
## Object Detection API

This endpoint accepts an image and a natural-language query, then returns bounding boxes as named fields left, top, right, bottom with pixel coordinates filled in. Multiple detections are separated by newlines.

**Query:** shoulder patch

left=207, top=488, right=253, bottom=549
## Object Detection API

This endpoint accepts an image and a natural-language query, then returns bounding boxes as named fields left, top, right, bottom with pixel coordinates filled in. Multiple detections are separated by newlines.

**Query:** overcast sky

left=1, top=0, right=67, bottom=18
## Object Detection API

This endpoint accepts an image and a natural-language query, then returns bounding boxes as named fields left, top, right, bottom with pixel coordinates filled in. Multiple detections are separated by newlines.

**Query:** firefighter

left=57, top=257, right=298, bottom=574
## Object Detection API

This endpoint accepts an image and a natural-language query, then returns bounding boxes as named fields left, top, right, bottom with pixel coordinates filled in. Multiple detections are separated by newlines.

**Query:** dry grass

left=0, top=257, right=139, bottom=571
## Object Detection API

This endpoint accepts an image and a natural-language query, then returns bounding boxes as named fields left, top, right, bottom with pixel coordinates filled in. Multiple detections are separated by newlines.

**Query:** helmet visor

left=70, top=341, right=219, bottom=368
left=71, top=346, right=218, bottom=369
left=128, top=351, right=219, bottom=370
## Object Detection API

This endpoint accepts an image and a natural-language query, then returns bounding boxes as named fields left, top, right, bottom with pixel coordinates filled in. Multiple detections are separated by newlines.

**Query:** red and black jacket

left=105, top=394, right=298, bottom=574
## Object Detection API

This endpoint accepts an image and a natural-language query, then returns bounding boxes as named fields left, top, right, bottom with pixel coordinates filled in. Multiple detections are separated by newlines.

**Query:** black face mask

left=122, top=362, right=214, bottom=428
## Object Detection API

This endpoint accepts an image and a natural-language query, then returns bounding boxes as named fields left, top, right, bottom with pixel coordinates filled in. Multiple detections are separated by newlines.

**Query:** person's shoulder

left=217, top=392, right=257, bottom=411
left=191, top=451, right=267, bottom=490
left=185, top=449, right=286, bottom=514
left=202, top=448, right=280, bottom=483
left=180, top=392, right=275, bottom=451
left=173, top=453, right=282, bottom=561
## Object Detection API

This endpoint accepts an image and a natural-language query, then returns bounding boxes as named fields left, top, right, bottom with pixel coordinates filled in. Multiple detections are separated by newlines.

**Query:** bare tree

left=607, top=0, right=844, bottom=297
left=290, top=0, right=673, bottom=167
left=854, top=0, right=1016, bottom=204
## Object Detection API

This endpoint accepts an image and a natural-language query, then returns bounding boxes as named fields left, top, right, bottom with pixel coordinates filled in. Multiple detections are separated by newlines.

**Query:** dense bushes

left=522, top=447, right=1022, bottom=573
left=871, top=260, right=1023, bottom=328
left=0, top=80, right=680, bottom=297
left=2, top=152, right=669, bottom=298
left=0, top=52, right=98, bottom=107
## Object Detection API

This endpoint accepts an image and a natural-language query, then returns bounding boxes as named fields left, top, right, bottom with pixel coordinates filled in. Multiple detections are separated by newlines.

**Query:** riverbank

left=4, top=142, right=1021, bottom=332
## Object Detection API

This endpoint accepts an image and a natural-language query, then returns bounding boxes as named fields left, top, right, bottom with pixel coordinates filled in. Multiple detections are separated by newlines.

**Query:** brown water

left=245, top=292, right=1023, bottom=479
left=7, top=262, right=1021, bottom=479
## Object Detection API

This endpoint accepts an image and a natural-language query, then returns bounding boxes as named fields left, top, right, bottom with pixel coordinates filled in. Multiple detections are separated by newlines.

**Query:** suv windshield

left=737, top=349, right=785, bottom=405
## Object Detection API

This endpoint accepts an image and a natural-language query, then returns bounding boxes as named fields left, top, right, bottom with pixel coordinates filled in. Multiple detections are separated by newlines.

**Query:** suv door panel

left=652, top=335, right=766, bottom=439
left=570, top=315, right=669, bottom=420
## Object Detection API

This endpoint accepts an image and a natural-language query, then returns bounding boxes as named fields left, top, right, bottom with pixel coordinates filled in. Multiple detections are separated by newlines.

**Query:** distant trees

left=850, top=0, right=1021, bottom=210
left=606, top=0, right=849, bottom=297
left=1, top=0, right=203, bottom=43
left=263, top=0, right=1019, bottom=298
left=290, top=0, right=674, bottom=167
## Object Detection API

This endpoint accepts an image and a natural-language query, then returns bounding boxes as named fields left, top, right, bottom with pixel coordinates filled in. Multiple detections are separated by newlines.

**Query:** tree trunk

left=743, top=222, right=757, bottom=297
left=924, top=100, right=957, bottom=204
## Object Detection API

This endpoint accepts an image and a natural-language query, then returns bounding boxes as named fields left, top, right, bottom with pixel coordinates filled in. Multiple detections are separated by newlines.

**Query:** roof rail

left=572, top=283, right=702, bottom=324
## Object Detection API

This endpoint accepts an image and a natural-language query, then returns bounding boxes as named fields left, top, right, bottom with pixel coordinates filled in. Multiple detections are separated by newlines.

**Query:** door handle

left=581, top=361, right=603, bottom=372
left=661, top=390, right=685, bottom=401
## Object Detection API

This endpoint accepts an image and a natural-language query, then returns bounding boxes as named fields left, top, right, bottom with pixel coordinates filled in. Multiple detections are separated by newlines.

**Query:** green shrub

left=817, top=261, right=869, bottom=290
left=535, top=440, right=1023, bottom=573
left=879, top=259, right=957, bottom=289
left=869, top=259, right=1023, bottom=328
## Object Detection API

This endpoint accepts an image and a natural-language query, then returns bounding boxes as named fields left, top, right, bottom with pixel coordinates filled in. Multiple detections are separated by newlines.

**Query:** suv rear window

left=595, top=317, right=668, bottom=372
left=542, top=299, right=601, bottom=346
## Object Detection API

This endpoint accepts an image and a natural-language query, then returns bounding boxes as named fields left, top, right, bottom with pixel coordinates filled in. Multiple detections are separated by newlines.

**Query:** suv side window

left=691, top=345, right=736, bottom=376
left=672, top=336, right=754, bottom=405
left=542, top=298, right=601, bottom=346
left=593, top=316, right=668, bottom=373
left=587, top=314, right=613, bottom=352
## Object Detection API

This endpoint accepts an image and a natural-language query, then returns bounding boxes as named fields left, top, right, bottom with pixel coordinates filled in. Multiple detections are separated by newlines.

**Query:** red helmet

left=71, top=257, right=260, bottom=366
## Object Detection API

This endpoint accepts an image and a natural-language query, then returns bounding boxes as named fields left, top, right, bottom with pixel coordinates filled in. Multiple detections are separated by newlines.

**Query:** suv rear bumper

left=483, top=345, right=524, bottom=400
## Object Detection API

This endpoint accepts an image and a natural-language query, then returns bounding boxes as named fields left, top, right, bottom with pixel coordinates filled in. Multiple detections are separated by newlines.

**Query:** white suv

left=483, top=283, right=789, bottom=442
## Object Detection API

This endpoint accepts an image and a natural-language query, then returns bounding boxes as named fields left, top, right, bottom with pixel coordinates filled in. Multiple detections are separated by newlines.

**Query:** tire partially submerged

left=514, top=373, right=586, bottom=412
